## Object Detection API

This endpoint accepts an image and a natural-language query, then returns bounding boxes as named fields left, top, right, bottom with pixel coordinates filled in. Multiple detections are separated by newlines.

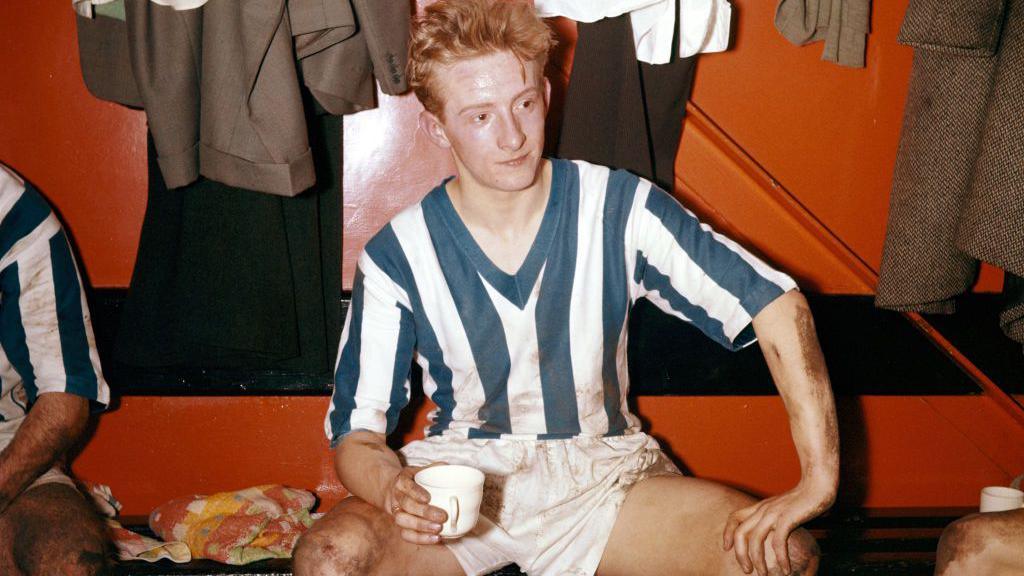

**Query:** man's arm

left=723, top=290, right=839, bottom=575
left=0, top=392, right=90, bottom=514
left=335, top=430, right=447, bottom=544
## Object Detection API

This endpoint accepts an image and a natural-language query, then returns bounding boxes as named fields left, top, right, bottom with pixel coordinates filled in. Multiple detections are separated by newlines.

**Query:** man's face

left=423, top=50, right=550, bottom=194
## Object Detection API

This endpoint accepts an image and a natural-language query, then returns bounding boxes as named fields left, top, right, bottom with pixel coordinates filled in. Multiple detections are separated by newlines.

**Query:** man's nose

left=498, top=113, right=525, bottom=151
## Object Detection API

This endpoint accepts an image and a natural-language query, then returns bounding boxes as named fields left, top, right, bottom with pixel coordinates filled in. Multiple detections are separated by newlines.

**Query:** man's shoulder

left=0, top=164, right=59, bottom=259
left=0, top=163, right=32, bottom=215
left=362, top=182, right=445, bottom=267
left=554, top=157, right=653, bottom=217
left=556, top=157, right=648, bottom=191
left=557, top=157, right=609, bottom=178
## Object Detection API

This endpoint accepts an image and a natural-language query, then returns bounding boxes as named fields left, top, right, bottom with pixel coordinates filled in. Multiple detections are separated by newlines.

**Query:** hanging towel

left=775, top=0, right=871, bottom=68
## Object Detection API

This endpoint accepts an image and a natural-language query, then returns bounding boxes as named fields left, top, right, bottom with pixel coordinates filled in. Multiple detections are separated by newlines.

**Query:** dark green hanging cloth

left=115, top=113, right=342, bottom=375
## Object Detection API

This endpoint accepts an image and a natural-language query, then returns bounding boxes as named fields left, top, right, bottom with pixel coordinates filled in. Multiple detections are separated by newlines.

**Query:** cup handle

left=449, top=496, right=460, bottom=532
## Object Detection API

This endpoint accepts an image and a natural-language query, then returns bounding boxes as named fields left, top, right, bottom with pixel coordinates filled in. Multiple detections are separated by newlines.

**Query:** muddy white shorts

left=400, top=432, right=680, bottom=576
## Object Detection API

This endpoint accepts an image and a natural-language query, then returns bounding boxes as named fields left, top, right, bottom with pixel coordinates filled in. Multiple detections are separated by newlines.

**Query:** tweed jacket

left=876, top=0, right=1023, bottom=344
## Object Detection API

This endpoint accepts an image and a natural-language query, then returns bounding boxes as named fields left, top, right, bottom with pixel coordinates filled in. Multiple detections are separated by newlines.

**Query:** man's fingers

left=395, top=510, right=442, bottom=534
left=396, top=474, right=431, bottom=503
left=771, top=523, right=794, bottom=575
left=399, top=527, right=441, bottom=545
left=398, top=490, right=448, bottom=524
left=746, top=513, right=776, bottom=576
left=723, top=513, right=739, bottom=550
left=731, top=512, right=757, bottom=574
left=723, top=505, right=757, bottom=551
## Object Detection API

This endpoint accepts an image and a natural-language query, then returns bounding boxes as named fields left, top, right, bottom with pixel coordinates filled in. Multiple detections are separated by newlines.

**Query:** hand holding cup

left=385, top=464, right=449, bottom=544
left=414, top=464, right=486, bottom=539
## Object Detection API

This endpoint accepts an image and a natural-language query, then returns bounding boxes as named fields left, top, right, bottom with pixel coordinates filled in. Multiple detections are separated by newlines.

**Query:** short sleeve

left=0, top=180, right=109, bottom=408
left=325, top=248, right=416, bottom=447
left=626, top=183, right=797, bottom=350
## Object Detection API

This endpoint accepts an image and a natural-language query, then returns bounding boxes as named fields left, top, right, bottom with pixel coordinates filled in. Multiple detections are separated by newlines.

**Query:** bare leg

left=935, top=509, right=1024, bottom=576
left=597, top=476, right=819, bottom=576
left=293, top=496, right=467, bottom=576
left=0, top=483, right=109, bottom=576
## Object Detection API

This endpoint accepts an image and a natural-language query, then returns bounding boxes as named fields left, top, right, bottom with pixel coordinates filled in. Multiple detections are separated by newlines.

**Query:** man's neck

left=447, top=160, right=552, bottom=241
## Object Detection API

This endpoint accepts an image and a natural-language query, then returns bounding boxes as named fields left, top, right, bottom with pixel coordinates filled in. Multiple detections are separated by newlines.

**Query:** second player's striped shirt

left=0, top=164, right=109, bottom=431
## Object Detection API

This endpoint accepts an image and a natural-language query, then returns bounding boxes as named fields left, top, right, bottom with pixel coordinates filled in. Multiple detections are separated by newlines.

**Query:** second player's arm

left=0, top=392, right=90, bottom=514
left=723, top=290, right=839, bottom=575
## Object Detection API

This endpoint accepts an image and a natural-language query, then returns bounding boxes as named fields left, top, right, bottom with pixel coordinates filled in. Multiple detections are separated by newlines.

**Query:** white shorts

left=400, top=432, right=680, bottom=576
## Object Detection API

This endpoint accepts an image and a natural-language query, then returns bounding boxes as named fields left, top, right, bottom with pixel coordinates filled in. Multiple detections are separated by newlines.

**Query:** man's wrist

left=798, top=471, right=839, bottom=503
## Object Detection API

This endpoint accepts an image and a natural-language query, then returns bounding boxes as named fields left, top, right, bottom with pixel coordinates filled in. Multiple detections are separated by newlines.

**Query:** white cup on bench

left=415, top=464, right=485, bottom=539
left=979, top=486, right=1024, bottom=513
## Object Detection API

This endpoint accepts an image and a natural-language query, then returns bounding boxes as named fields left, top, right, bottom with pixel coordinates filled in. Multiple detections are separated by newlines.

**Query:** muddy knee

left=294, top=514, right=389, bottom=576
left=936, top=514, right=994, bottom=576
left=14, top=527, right=108, bottom=576
left=12, top=497, right=109, bottom=576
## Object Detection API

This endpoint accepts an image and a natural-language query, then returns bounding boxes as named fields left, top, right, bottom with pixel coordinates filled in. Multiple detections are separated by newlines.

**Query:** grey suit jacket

left=76, top=0, right=409, bottom=196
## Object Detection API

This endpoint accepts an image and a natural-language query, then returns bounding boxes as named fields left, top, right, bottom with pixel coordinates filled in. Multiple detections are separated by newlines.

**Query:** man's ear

left=419, top=110, right=451, bottom=149
left=544, top=76, right=552, bottom=107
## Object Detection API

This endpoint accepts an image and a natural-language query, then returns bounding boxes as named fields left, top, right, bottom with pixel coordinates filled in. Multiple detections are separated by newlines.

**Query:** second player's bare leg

left=0, top=482, right=109, bottom=576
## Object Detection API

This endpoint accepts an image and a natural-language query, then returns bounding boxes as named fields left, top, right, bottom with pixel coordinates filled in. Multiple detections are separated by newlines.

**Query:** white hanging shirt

left=73, top=0, right=207, bottom=19
left=535, top=0, right=732, bottom=64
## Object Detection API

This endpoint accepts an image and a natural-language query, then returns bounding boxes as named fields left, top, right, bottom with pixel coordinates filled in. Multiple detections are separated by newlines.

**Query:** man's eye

left=474, top=113, right=488, bottom=122
left=521, top=99, right=534, bottom=109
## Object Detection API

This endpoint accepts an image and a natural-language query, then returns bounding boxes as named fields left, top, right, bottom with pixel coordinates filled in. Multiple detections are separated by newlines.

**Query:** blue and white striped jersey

left=326, top=158, right=796, bottom=444
left=0, top=164, right=109, bottom=433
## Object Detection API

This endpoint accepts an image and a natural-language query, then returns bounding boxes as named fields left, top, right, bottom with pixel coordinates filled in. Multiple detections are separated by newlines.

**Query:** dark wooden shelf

left=88, top=289, right=1021, bottom=397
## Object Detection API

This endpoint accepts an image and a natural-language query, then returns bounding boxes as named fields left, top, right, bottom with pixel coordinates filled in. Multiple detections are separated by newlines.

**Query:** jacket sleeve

left=352, top=0, right=410, bottom=96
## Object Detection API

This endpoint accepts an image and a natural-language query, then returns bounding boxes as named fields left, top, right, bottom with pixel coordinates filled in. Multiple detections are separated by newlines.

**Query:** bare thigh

left=936, top=508, right=1024, bottom=576
left=0, top=482, right=109, bottom=576
left=293, top=496, right=466, bottom=576
left=597, top=476, right=818, bottom=576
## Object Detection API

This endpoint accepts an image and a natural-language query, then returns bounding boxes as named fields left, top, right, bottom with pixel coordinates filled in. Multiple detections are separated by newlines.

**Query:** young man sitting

left=295, top=1, right=839, bottom=574
left=0, top=163, right=111, bottom=576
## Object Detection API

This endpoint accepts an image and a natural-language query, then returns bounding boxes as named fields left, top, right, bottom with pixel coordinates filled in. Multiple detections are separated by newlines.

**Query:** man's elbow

left=753, top=289, right=812, bottom=335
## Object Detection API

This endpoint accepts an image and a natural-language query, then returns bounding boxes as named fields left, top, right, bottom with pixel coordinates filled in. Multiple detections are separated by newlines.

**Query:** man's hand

left=335, top=433, right=451, bottom=545
left=723, top=482, right=834, bottom=575
left=383, top=464, right=449, bottom=545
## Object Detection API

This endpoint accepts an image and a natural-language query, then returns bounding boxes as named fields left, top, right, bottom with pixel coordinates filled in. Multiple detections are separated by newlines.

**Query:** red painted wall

left=1, top=1, right=1020, bottom=518
left=0, top=3, right=146, bottom=288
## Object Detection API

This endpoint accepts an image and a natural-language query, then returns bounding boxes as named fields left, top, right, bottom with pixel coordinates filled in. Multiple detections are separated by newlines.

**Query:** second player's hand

left=722, top=484, right=833, bottom=575
left=383, top=464, right=448, bottom=545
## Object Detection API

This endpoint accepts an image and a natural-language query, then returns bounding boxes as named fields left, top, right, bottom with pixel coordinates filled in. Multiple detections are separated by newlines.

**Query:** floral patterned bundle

left=149, top=484, right=317, bottom=564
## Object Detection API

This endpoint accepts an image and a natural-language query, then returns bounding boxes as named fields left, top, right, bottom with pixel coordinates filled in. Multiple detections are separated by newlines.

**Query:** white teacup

left=415, top=464, right=485, bottom=539
left=979, top=486, right=1024, bottom=513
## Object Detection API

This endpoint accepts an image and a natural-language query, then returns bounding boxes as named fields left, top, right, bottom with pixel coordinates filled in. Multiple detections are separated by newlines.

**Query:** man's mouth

left=500, top=154, right=529, bottom=166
